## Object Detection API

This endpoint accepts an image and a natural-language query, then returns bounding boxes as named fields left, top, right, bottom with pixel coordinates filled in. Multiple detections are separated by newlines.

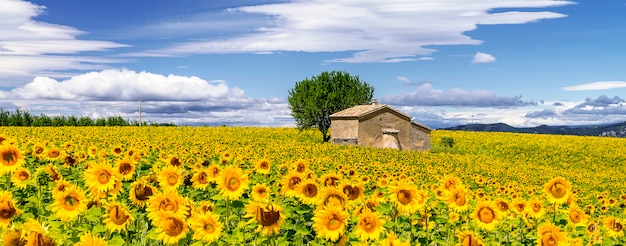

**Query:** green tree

left=288, top=70, right=374, bottom=142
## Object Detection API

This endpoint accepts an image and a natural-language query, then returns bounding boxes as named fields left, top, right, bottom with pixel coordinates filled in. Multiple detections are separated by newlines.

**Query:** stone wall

left=358, top=108, right=411, bottom=149
left=410, top=124, right=431, bottom=151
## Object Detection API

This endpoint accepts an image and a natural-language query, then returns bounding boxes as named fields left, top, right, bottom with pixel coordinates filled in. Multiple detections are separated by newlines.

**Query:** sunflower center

left=63, top=195, right=80, bottom=210
left=98, top=170, right=111, bottom=184
left=118, top=162, right=132, bottom=175
left=160, top=198, right=178, bottom=212
left=569, top=210, right=581, bottom=223
left=170, top=157, right=180, bottom=167
left=17, top=171, right=29, bottom=181
left=258, top=206, right=280, bottom=226
left=360, top=217, right=376, bottom=233
left=198, top=172, right=208, bottom=184
left=288, top=176, right=301, bottom=190
left=497, top=202, right=509, bottom=212
left=164, top=217, right=185, bottom=236
left=3, top=151, right=16, bottom=164
left=478, top=207, right=495, bottom=224
left=532, top=203, right=542, bottom=213
left=397, top=190, right=413, bottom=205
left=0, top=201, right=17, bottom=219
left=167, top=174, right=179, bottom=186
left=454, top=192, right=466, bottom=206
left=303, top=184, right=318, bottom=197
left=49, top=150, right=60, bottom=158
left=114, top=148, right=122, bottom=154
left=227, top=177, right=241, bottom=191
left=327, top=214, right=343, bottom=231
left=110, top=205, right=130, bottom=225
left=35, top=146, right=44, bottom=154
left=204, top=222, right=216, bottom=233
left=259, top=162, right=269, bottom=170
left=343, top=185, right=360, bottom=200
left=462, top=235, right=480, bottom=246
left=541, top=232, right=558, bottom=246
left=324, top=177, right=339, bottom=187
left=135, top=184, right=153, bottom=201
left=550, top=183, right=567, bottom=198
left=296, top=163, right=306, bottom=173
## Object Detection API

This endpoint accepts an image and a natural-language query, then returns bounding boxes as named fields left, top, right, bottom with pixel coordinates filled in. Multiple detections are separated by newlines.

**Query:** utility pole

left=139, top=100, right=142, bottom=127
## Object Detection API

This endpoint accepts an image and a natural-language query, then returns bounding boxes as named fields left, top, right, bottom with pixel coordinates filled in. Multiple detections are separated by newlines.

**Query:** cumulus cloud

left=523, top=95, right=626, bottom=126
left=561, top=81, right=626, bottom=91
left=0, top=0, right=127, bottom=83
left=0, top=69, right=294, bottom=126
left=132, top=0, right=572, bottom=62
left=472, top=52, right=496, bottom=63
left=381, top=82, right=535, bottom=107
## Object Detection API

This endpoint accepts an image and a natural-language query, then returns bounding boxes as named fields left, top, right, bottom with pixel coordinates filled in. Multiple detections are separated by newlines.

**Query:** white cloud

left=381, top=82, right=534, bottom=107
left=472, top=52, right=496, bottom=63
left=561, top=81, right=626, bottom=91
left=396, top=76, right=411, bottom=83
left=0, top=0, right=128, bottom=83
left=0, top=69, right=294, bottom=126
left=131, top=0, right=572, bottom=63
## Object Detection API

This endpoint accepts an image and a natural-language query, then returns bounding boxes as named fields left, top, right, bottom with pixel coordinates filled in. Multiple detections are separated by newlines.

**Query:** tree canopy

left=288, top=71, right=374, bottom=142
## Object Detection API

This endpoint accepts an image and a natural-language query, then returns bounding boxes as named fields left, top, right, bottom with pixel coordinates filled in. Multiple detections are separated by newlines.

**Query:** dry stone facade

left=329, top=102, right=431, bottom=151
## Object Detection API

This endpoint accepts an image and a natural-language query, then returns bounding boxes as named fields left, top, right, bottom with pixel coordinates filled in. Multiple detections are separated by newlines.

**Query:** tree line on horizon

left=0, top=108, right=175, bottom=127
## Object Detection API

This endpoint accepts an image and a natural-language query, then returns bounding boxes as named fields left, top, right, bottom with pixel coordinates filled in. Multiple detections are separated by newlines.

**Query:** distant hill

left=440, top=121, right=626, bottom=137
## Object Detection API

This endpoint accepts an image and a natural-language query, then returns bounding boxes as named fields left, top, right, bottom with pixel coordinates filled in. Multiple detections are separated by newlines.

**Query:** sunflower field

left=0, top=126, right=625, bottom=245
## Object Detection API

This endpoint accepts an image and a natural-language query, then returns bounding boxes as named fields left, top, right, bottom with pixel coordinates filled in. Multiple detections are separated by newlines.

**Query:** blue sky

left=1, top=0, right=625, bottom=128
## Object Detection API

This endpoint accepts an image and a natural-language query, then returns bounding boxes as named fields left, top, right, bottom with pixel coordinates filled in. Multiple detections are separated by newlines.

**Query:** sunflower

left=447, top=187, right=471, bottom=213
left=0, top=191, right=21, bottom=228
left=190, top=212, right=222, bottom=243
left=32, top=143, right=46, bottom=158
left=43, top=147, right=61, bottom=162
left=114, top=159, right=136, bottom=181
left=166, top=155, right=182, bottom=167
left=512, top=199, right=527, bottom=215
left=22, top=219, right=54, bottom=246
left=146, top=190, right=188, bottom=222
left=84, top=162, right=118, bottom=193
left=11, top=167, right=31, bottom=189
left=380, top=231, right=411, bottom=246
left=472, top=201, right=500, bottom=231
left=312, top=205, right=349, bottom=242
left=190, top=168, right=211, bottom=190
left=216, top=165, right=249, bottom=200
left=494, top=198, right=511, bottom=216
left=51, top=178, right=73, bottom=197
left=196, top=201, right=216, bottom=214
left=103, top=201, right=135, bottom=233
left=155, top=213, right=189, bottom=245
left=320, top=172, right=342, bottom=187
left=0, top=144, right=25, bottom=175
left=50, top=185, right=88, bottom=222
left=456, top=230, right=484, bottom=246
left=544, top=177, right=571, bottom=204
left=281, top=171, right=303, bottom=197
left=567, top=204, right=587, bottom=226
left=296, top=180, right=320, bottom=205
left=245, top=201, right=285, bottom=236
left=44, top=164, right=62, bottom=182
left=87, top=145, right=98, bottom=157
left=1, top=228, right=26, bottom=246
left=75, top=232, right=108, bottom=246
left=254, top=159, right=271, bottom=175
left=294, top=159, right=308, bottom=173
left=250, top=184, right=271, bottom=202
left=537, top=222, right=567, bottom=246
left=443, top=175, right=462, bottom=191
left=319, top=187, right=348, bottom=209
left=603, top=216, right=624, bottom=238
left=157, top=165, right=183, bottom=191
left=353, top=209, right=385, bottom=242
left=206, top=164, right=221, bottom=183
left=340, top=182, right=365, bottom=203
left=526, top=198, right=546, bottom=219
left=388, top=180, right=427, bottom=215
left=111, top=145, right=124, bottom=156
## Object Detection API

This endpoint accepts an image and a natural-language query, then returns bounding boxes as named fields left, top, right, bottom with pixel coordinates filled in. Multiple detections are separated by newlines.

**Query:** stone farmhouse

left=329, top=101, right=431, bottom=151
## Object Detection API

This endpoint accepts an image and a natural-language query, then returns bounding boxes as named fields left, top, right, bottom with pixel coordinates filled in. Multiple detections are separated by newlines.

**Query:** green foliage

left=288, top=70, right=374, bottom=142
left=440, top=136, right=455, bottom=148
left=0, top=108, right=174, bottom=127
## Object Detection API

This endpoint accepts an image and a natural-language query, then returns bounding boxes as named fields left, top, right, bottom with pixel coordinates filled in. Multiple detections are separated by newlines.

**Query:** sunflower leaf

left=108, top=235, right=126, bottom=246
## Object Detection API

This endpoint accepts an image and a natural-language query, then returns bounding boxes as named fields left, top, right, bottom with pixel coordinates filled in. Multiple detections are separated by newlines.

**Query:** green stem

left=225, top=197, right=231, bottom=232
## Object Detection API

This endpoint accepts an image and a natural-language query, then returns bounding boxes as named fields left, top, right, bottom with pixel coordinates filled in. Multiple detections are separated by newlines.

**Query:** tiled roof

left=330, top=104, right=432, bottom=131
